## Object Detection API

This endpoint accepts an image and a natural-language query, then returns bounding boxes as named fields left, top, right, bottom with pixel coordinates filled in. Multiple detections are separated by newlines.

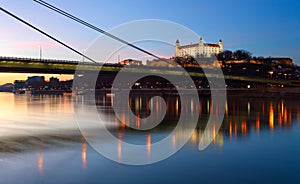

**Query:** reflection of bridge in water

left=1, top=56, right=300, bottom=87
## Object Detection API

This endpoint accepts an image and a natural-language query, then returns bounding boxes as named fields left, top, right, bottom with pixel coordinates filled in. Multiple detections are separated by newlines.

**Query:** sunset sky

left=0, top=0, right=299, bottom=84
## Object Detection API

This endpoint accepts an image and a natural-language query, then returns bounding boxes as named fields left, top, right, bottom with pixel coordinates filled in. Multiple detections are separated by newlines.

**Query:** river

left=0, top=92, right=299, bottom=183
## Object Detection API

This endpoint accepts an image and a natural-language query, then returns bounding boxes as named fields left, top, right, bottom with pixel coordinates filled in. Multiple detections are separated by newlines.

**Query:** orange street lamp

left=268, top=71, right=274, bottom=78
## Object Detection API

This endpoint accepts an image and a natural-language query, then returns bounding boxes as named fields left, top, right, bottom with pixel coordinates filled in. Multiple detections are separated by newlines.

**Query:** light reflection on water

left=0, top=92, right=300, bottom=183
left=0, top=93, right=75, bottom=137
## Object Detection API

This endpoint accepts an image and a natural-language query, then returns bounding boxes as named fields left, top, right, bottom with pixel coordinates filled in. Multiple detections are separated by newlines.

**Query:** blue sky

left=0, top=0, right=300, bottom=64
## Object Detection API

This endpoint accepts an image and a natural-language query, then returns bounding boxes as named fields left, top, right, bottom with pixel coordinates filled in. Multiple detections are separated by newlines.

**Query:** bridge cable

left=0, top=7, right=97, bottom=63
left=33, top=0, right=161, bottom=60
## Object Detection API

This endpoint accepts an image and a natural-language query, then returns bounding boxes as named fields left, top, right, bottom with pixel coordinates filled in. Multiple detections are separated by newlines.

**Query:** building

left=50, top=77, right=59, bottom=84
left=146, top=59, right=178, bottom=67
left=26, top=76, right=45, bottom=89
left=175, top=38, right=223, bottom=58
left=222, top=57, right=293, bottom=66
left=14, top=80, right=26, bottom=89
left=269, top=58, right=293, bottom=66
left=26, top=76, right=45, bottom=83
left=119, top=59, right=142, bottom=66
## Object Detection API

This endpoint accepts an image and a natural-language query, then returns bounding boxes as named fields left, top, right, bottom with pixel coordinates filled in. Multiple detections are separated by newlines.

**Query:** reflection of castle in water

left=223, top=97, right=298, bottom=137
left=85, top=94, right=300, bottom=150
left=29, top=94, right=300, bottom=169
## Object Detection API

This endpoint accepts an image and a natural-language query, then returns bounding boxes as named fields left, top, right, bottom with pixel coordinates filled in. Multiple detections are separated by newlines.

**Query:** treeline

left=217, top=50, right=252, bottom=61
left=217, top=49, right=292, bottom=62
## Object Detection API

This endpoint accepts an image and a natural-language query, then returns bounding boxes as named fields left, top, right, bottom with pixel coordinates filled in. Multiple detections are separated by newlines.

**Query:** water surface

left=0, top=93, right=299, bottom=183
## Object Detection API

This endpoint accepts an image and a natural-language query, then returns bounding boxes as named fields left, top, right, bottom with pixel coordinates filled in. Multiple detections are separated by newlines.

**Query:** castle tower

left=176, top=39, right=180, bottom=46
left=175, top=39, right=180, bottom=57
left=199, top=37, right=204, bottom=55
left=199, top=37, right=204, bottom=45
left=219, top=39, right=223, bottom=52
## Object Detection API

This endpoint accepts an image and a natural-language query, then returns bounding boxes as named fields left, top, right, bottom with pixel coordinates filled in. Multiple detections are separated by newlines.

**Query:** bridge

left=0, top=56, right=99, bottom=74
left=1, top=56, right=300, bottom=87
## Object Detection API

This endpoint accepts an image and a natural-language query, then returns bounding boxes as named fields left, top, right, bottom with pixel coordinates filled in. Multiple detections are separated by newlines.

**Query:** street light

left=268, top=71, right=274, bottom=78
left=82, top=49, right=86, bottom=62
left=39, top=45, right=42, bottom=60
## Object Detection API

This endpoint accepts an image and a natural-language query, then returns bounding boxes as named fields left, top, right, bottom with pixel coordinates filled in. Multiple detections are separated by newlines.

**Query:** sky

left=0, top=0, right=300, bottom=84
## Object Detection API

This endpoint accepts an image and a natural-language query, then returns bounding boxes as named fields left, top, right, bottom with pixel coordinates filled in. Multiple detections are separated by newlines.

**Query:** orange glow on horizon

left=0, top=73, right=73, bottom=85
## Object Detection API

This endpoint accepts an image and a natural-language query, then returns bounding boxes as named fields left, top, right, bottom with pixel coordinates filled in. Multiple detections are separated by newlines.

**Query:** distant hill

left=0, top=83, right=13, bottom=92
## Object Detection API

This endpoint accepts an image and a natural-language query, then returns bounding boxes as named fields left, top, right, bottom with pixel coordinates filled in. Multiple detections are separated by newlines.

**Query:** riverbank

left=4, top=87, right=300, bottom=99
left=98, top=88, right=300, bottom=99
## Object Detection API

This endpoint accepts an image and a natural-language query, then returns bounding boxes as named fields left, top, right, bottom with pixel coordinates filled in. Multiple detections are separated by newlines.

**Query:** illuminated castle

left=175, top=38, right=223, bottom=58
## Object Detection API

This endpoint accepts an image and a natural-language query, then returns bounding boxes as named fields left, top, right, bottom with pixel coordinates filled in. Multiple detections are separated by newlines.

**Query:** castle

left=175, top=38, right=223, bottom=58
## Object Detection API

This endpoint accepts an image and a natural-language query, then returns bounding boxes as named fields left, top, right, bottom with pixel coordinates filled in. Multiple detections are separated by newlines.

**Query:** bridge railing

left=0, top=56, right=100, bottom=65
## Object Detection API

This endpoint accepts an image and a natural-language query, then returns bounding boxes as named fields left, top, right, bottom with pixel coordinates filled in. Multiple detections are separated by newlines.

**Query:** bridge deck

left=1, top=56, right=300, bottom=87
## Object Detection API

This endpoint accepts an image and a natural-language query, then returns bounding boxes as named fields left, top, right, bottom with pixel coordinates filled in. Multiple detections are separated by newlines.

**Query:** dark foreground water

left=0, top=92, right=300, bottom=183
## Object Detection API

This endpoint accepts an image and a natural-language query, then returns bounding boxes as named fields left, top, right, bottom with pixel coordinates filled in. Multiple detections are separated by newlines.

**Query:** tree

left=217, top=50, right=233, bottom=61
left=233, top=50, right=252, bottom=60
